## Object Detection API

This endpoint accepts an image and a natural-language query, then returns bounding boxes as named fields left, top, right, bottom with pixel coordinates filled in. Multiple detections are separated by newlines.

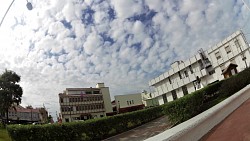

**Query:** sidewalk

left=201, top=98, right=250, bottom=141
left=103, top=116, right=172, bottom=141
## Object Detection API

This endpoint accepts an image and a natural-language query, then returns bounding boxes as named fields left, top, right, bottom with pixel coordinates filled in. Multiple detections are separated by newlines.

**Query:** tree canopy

left=0, top=70, right=23, bottom=122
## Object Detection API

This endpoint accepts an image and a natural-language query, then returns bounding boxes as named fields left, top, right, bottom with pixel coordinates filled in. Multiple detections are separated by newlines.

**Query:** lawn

left=0, top=128, right=11, bottom=141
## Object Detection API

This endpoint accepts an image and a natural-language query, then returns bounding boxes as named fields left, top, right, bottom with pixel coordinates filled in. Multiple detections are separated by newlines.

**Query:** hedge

left=7, top=105, right=164, bottom=141
left=163, top=80, right=224, bottom=123
left=219, top=68, right=250, bottom=98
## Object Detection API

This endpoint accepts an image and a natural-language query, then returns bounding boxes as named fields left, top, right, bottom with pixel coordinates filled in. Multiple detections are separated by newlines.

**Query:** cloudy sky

left=0, top=0, right=250, bottom=119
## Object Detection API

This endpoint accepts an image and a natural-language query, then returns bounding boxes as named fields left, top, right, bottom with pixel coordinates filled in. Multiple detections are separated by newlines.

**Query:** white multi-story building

left=58, top=83, right=113, bottom=122
left=149, top=30, right=250, bottom=105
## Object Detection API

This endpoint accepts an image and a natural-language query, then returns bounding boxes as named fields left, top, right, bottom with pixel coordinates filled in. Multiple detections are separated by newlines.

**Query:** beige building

left=115, top=93, right=145, bottom=113
left=1, top=105, right=48, bottom=124
left=59, top=83, right=113, bottom=122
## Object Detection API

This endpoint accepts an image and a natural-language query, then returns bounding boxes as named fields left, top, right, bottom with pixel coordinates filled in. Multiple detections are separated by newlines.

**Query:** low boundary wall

left=145, top=85, right=250, bottom=141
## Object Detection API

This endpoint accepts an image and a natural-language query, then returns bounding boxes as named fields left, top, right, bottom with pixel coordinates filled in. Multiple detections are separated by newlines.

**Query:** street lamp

left=26, top=0, right=33, bottom=10
left=0, top=0, right=33, bottom=27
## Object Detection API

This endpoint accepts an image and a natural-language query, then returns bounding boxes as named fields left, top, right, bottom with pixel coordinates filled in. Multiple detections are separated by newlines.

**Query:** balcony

left=204, top=59, right=212, bottom=68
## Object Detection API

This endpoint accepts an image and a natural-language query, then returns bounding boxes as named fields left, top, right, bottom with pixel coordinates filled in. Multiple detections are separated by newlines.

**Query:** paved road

left=103, top=116, right=172, bottom=141
left=201, top=98, right=250, bottom=141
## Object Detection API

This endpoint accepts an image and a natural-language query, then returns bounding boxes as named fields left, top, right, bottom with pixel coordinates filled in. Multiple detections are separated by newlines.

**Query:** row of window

left=127, top=100, right=134, bottom=105
left=215, top=39, right=241, bottom=60
left=76, top=104, right=104, bottom=111
left=69, top=96, right=103, bottom=103
left=60, top=96, right=103, bottom=103
left=162, top=85, right=197, bottom=104
left=169, top=65, right=194, bottom=84
left=6, top=112, right=39, bottom=119
left=61, top=104, right=104, bottom=112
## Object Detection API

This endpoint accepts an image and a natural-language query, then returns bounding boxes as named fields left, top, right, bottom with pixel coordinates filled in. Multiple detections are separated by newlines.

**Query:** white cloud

left=0, top=0, right=249, bottom=120
left=110, top=0, right=144, bottom=19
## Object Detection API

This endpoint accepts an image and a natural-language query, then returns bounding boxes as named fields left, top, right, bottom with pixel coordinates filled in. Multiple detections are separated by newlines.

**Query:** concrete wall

left=101, top=87, right=113, bottom=113
left=145, top=84, right=250, bottom=141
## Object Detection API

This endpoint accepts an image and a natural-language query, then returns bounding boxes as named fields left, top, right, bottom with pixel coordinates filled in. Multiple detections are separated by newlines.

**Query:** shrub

left=7, top=106, right=164, bottom=141
left=163, top=81, right=223, bottom=124
left=202, top=80, right=224, bottom=103
left=163, top=89, right=204, bottom=123
left=219, top=68, right=250, bottom=98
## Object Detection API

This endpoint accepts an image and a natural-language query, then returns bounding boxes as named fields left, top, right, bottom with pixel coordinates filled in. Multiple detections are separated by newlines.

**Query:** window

left=235, top=39, right=240, bottom=48
left=225, top=46, right=231, bottom=54
left=86, top=91, right=92, bottom=94
left=178, top=72, right=182, bottom=79
left=132, top=100, right=134, bottom=104
left=215, top=51, right=221, bottom=60
left=127, top=101, right=129, bottom=105
left=193, top=80, right=201, bottom=90
left=198, top=60, right=204, bottom=70
left=189, top=65, right=193, bottom=74
left=184, top=70, right=188, bottom=77
left=65, top=118, right=69, bottom=122
left=168, top=77, right=172, bottom=84
left=162, top=94, right=168, bottom=104
left=182, top=85, right=188, bottom=95
left=60, top=98, right=63, bottom=103
left=171, top=90, right=177, bottom=100
left=209, top=70, right=215, bottom=75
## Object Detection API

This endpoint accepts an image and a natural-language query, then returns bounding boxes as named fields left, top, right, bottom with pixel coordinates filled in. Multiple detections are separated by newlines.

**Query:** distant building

left=0, top=105, right=48, bottom=124
left=149, top=30, right=250, bottom=105
left=141, top=90, right=159, bottom=107
left=58, top=83, right=113, bottom=122
left=114, top=93, right=145, bottom=113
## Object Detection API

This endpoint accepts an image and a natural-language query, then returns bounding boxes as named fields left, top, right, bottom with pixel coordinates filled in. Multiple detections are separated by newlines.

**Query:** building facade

left=0, top=105, right=48, bottom=124
left=149, top=30, right=250, bottom=105
left=114, top=93, right=145, bottom=113
left=58, top=83, right=113, bottom=122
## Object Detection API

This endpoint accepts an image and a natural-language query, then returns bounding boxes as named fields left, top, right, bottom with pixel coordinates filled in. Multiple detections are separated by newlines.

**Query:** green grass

left=0, top=128, right=11, bottom=141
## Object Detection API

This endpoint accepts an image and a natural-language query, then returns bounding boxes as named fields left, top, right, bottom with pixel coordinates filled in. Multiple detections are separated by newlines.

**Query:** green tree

left=0, top=70, right=23, bottom=124
left=26, top=105, right=33, bottom=109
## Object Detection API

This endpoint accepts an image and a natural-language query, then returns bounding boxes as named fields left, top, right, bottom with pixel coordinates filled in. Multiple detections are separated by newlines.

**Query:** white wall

left=115, top=93, right=143, bottom=109
left=158, top=96, right=164, bottom=105
left=100, top=87, right=113, bottom=113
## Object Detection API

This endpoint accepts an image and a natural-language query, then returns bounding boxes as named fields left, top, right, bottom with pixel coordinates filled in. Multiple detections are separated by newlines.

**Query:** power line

left=242, top=0, right=250, bottom=11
